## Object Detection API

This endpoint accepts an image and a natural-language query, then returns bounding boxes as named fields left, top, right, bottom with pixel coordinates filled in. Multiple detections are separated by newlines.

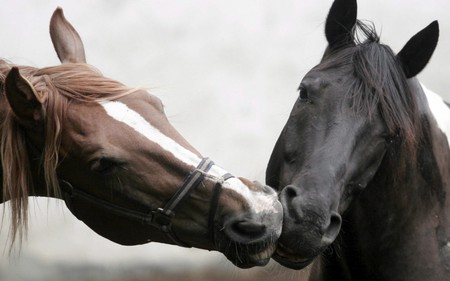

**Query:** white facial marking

left=100, top=101, right=279, bottom=213
left=421, top=83, right=450, bottom=146
left=209, top=165, right=280, bottom=214
left=101, top=101, right=201, bottom=166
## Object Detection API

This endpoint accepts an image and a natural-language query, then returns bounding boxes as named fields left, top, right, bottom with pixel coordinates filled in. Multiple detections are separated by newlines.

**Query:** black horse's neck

left=314, top=83, right=450, bottom=281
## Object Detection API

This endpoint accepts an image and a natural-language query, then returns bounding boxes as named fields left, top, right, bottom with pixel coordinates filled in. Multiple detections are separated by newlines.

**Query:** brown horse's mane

left=0, top=59, right=137, bottom=247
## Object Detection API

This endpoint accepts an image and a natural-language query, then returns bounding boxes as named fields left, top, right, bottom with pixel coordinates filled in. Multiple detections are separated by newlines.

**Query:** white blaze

left=100, top=101, right=279, bottom=214
left=101, top=101, right=201, bottom=166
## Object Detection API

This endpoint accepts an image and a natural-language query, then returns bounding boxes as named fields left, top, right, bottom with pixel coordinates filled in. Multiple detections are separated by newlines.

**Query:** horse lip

left=222, top=241, right=278, bottom=268
left=239, top=243, right=277, bottom=268
left=277, top=242, right=296, bottom=255
left=236, top=257, right=270, bottom=269
left=273, top=242, right=315, bottom=269
left=250, top=243, right=277, bottom=262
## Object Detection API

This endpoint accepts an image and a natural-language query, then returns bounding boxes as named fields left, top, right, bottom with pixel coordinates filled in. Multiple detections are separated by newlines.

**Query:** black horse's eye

left=284, top=150, right=297, bottom=165
left=91, top=157, right=122, bottom=175
left=385, top=131, right=399, bottom=145
left=298, top=86, right=309, bottom=101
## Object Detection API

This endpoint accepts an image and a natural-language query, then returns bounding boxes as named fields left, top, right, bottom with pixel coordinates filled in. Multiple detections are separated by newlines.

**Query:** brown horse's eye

left=91, top=157, right=121, bottom=175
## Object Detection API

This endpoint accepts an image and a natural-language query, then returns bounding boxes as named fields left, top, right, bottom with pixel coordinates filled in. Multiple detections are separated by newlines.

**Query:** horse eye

left=298, top=87, right=309, bottom=101
left=91, top=157, right=121, bottom=175
left=384, top=132, right=399, bottom=145
left=284, top=151, right=297, bottom=165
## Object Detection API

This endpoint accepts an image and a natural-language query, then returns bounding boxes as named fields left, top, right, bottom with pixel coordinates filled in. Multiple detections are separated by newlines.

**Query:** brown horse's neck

left=312, top=113, right=450, bottom=281
left=0, top=96, right=6, bottom=204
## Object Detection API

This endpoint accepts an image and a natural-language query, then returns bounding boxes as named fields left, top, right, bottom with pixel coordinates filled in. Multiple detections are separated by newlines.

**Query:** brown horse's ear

left=50, top=7, right=86, bottom=64
left=5, top=67, right=47, bottom=125
left=396, top=21, right=439, bottom=79
left=325, top=0, right=357, bottom=49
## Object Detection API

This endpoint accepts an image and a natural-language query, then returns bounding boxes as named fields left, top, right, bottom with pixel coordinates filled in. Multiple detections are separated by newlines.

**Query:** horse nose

left=224, top=217, right=268, bottom=243
left=232, top=220, right=267, bottom=236
left=280, top=184, right=342, bottom=247
left=238, top=178, right=276, bottom=195
left=321, top=211, right=342, bottom=246
left=219, top=178, right=283, bottom=248
left=282, top=184, right=300, bottom=199
left=280, top=185, right=305, bottom=221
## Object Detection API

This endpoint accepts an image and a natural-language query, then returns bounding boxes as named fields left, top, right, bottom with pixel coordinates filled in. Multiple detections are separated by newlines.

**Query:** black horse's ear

left=325, top=0, right=358, bottom=49
left=396, top=21, right=439, bottom=79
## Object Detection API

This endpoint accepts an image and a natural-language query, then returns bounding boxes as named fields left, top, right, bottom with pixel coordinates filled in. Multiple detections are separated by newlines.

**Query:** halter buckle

left=152, top=208, right=174, bottom=230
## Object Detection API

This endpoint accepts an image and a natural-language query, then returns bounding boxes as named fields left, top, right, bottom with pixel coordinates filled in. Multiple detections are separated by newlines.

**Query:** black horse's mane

left=316, top=21, right=433, bottom=233
left=352, top=21, right=421, bottom=144
left=320, top=20, right=422, bottom=183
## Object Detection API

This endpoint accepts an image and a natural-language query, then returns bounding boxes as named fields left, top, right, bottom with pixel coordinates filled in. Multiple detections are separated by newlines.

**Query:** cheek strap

left=208, top=172, right=234, bottom=244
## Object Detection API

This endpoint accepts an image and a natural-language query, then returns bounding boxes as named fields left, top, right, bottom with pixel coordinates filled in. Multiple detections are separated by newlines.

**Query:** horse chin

left=214, top=223, right=279, bottom=268
left=271, top=221, right=328, bottom=269
left=272, top=242, right=316, bottom=269
left=221, top=242, right=277, bottom=268
left=212, top=194, right=283, bottom=268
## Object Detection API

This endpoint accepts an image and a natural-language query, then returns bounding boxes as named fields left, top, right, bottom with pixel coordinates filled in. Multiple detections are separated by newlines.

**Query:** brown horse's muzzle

left=212, top=179, right=283, bottom=267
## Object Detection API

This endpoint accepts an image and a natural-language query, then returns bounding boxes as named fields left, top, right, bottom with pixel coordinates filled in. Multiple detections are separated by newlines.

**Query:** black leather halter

left=60, top=157, right=233, bottom=247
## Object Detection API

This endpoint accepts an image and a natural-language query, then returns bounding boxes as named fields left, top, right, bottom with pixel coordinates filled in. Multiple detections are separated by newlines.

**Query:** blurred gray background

left=0, top=1, right=449, bottom=280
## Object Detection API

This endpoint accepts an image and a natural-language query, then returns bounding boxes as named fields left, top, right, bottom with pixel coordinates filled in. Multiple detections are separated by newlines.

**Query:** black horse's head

left=266, top=0, right=439, bottom=269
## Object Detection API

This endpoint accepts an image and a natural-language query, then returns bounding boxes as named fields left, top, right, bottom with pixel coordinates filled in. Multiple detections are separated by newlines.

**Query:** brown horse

left=0, top=8, right=282, bottom=268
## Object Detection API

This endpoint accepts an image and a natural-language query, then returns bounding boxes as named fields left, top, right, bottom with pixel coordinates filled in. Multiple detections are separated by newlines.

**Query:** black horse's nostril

left=280, top=185, right=305, bottom=221
left=284, top=185, right=299, bottom=199
left=321, top=212, right=342, bottom=246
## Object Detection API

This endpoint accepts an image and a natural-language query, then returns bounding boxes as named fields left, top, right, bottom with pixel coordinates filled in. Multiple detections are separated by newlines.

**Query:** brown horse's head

left=0, top=8, right=282, bottom=268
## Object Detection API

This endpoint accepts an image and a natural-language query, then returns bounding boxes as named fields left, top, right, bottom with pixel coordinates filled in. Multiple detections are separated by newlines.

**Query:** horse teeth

left=250, top=243, right=277, bottom=261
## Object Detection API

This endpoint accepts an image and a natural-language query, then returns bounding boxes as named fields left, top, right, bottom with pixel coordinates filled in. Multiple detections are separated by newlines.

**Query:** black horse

left=266, top=0, right=450, bottom=280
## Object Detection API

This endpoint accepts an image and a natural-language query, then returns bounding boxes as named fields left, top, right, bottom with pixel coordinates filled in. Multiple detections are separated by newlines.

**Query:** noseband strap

left=60, top=157, right=229, bottom=248
left=208, top=172, right=233, bottom=243
left=153, top=157, right=214, bottom=246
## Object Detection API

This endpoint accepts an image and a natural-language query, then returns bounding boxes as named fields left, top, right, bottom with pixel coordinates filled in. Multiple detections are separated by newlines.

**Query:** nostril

left=284, top=185, right=299, bottom=199
left=329, top=212, right=342, bottom=231
left=280, top=185, right=305, bottom=221
left=321, top=212, right=342, bottom=246
left=225, top=219, right=267, bottom=240
left=233, top=220, right=266, bottom=236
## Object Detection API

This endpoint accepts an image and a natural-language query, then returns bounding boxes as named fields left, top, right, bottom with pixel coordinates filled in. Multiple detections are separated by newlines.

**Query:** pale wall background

left=0, top=1, right=449, bottom=280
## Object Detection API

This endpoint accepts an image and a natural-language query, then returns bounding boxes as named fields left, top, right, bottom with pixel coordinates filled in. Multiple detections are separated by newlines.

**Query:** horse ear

left=5, top=67, right=47, bottom=125
left=50, top=7, right=87, bottom=64
left=325, top=0, right=358, bottom=49
left=396, top=21, right=439, bottom=79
